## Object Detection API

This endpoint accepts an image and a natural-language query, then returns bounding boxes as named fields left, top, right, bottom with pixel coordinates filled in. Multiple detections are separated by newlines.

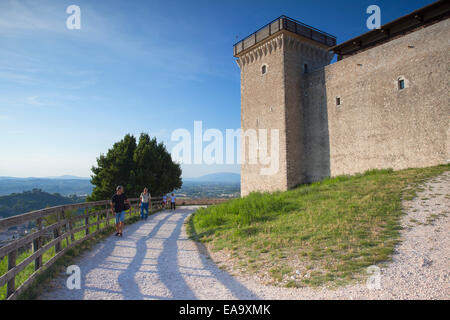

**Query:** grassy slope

left=188, top=164, right=449, bottom=288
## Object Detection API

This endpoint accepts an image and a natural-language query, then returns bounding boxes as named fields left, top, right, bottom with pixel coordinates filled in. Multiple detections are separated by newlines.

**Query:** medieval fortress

left=234, top=1, right=450, bottom=196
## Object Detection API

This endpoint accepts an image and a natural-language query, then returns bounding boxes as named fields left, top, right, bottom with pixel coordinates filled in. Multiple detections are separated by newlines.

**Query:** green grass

left=0, top=207, right=150, bottom=300
left=187, top=164, right=449, bottom=288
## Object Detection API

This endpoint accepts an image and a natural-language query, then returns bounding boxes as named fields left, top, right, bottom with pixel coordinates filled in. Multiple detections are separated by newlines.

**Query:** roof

left=330, top=0, right=450, bottom=59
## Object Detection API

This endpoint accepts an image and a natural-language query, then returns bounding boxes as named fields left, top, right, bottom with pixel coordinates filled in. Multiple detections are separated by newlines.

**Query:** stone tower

left=234, top=16, right=336, bottom=196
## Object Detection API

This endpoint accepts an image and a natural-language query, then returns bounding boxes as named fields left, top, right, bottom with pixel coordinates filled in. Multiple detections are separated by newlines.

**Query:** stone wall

left=237, top=32, right=333, bottom=195
left=283, top=34, right=332, bottom=188
left=237, top=17, right=449, bottom=195
left=304, top=18, right=449, bottom=179
left=238, top=34, right=289, bottom=196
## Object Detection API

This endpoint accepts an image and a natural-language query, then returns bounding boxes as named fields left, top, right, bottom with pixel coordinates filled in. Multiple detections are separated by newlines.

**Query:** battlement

left=233, top=15, right=336, bottom=57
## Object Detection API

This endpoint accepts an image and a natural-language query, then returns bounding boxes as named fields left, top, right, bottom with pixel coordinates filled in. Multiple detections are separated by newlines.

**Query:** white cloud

left=7, top=130, right=24, bottom=135
left=27, top=95, right=43, bottom=106
left=0, top=0, right=66, bottom=35
left=0, top=0, right=217, bottom=81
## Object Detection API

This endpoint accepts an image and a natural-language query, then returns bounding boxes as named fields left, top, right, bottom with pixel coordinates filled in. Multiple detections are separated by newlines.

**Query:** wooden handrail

left=0, top=196, right=231, bottom=299
left=0, top=197, right=161, bottom=299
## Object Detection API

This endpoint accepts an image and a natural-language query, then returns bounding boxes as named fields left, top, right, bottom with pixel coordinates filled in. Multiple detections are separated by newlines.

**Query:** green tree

left=89, top=133, right=182, bottom=201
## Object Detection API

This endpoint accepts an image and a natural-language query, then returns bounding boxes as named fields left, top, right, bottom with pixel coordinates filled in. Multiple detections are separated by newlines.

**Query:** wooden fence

left=0, top=197, right=230, bottom=300
left=0, top=197, right=159, bottom=300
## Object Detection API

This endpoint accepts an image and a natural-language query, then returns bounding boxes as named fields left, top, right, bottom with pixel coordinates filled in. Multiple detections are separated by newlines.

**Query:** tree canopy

left=89, top=133, right=182, bottom=201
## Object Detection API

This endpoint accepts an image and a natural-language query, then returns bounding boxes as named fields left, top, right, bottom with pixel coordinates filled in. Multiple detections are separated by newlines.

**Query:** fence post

left=7, top=249, right=17, bottom=298
left=85, top=208, right=90, bottom=236
left=105, top=204, right=110, bottom=228
left=61, top=208, right=67, bottom=247
left=69, top=212, right=75, bottom=242
left=97, top=208, right=101, bottom=232
left=54, top=210, right=62, bottom=253
left=33, top=218, right=42, bottom=271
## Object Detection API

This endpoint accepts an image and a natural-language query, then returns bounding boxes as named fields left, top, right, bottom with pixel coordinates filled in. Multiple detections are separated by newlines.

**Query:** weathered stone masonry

left=235, top=4, right=449, bottom=196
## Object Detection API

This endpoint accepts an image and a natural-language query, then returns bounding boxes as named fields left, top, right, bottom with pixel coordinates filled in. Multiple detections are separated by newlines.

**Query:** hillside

left=188, top=164, right=450, bottom=288
left=183, top=172, right=240, bottom=183
left=177, top=181, right=240, bottom=199
left=0, top=189, right=85, bottom=218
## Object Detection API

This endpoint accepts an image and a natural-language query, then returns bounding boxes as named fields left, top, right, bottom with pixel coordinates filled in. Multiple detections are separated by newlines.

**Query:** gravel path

left=39, top=207, right=259, bottom=300
left=40, top=173, right=449, bottom=300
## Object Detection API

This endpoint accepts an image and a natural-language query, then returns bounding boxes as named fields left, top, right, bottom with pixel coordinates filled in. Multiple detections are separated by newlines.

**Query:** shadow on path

left=117, top=211, right=175, bottom=299
left=41, top=207, right=259, bottom=300
left=156, top=209, right=197, bottom=299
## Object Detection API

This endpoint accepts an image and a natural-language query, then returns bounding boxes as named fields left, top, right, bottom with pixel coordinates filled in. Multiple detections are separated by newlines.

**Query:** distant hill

left=0, top=177, right=93, bottom=196
left=0, top=189, right=85, bottom=219
left=44, top=175, right=89, bottom=180
left=183, top=172, right=240, bottom=184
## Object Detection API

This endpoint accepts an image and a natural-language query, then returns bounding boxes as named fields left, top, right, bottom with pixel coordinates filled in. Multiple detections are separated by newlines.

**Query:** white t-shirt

left=170, top=195, right=176, bottom=203
left=140, top=192, right=151, bottom=203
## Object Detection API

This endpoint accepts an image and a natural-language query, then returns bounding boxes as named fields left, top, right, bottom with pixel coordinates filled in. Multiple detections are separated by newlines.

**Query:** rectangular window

left=336, top=97, right=341, bottom=106
left=398, top=79, right=405, bottom=90
left=304, top=64, right=308, bottom=74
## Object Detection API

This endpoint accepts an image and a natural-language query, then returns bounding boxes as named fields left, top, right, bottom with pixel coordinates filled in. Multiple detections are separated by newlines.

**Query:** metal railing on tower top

left=233, top=15, right=337, bottom=56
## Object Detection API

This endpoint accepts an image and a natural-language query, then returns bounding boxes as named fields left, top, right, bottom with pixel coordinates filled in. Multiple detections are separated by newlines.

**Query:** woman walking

left=139, top=187, right=151, bottom=220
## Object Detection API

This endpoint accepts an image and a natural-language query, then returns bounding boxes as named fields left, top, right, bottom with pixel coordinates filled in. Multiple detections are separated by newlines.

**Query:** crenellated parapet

left=236, top=32, right=334, bottom=69
left=236, top=33, right=284, bottom=69
left=282, top=33, right=335, bottom=63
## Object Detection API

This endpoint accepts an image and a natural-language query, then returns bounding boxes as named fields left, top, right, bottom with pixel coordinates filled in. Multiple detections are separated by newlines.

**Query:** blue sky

left=0, top=0, right=435, bottom=178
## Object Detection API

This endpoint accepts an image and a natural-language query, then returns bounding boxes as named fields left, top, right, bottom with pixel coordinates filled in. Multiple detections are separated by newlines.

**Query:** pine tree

left=89, top=133, right=182, bottom=201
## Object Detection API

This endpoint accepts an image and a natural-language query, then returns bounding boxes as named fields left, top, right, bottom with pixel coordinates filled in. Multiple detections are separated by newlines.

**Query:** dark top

left=111, top=193, right=128, bottom=213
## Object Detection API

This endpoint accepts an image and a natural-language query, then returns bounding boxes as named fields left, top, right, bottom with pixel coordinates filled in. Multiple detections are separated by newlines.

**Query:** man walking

left=111, top=185, right=129, bottom=237
left=139, top=187, right=151, bottom=220
left=170, top=193, right=176, bottom=211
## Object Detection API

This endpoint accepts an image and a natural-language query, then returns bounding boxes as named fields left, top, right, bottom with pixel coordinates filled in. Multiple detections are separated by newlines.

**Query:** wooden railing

left=0, top=197, right=164, bottom=300
left=0, top=197, right=231, bottom=300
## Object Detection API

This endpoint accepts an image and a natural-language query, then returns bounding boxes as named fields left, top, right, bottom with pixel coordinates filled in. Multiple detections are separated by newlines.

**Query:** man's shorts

left=115, top=211, right=125, bottom=224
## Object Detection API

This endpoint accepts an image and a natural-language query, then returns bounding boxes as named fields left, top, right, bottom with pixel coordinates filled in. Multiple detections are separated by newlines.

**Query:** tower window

left=261, top=65, right=267, bottom=75
left=304, top=64, right=308, bottom=74
left=397, top=76, right=408, bottom=90
left=336, top=97, right=341, bottom=106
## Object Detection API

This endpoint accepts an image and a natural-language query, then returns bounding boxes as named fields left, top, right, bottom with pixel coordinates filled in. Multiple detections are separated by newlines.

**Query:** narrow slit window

left=304, top=64, right=308, bottom=74
left=398, top=79, right=405, bottom=90
left=262, top=65, right=267, bottom=75
left=336, top=97, right=341, bottom=106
